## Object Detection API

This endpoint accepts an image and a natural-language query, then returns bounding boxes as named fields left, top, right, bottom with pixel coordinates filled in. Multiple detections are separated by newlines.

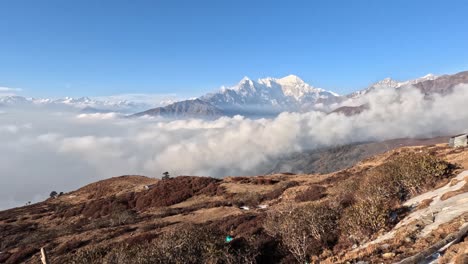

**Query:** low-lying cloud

left=1, top=85, right=468, bottom=209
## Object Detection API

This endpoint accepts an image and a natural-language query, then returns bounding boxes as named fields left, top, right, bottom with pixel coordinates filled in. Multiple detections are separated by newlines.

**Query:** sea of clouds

left=1, top=85, right=468, bottom=209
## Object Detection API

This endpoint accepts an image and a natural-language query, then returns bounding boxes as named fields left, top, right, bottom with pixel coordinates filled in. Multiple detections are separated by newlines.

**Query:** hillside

left=1, top=143, right=468, bottom=263
left=269, top=136, right=449, bottom=174
left=131, top=99, right=223, bottom=118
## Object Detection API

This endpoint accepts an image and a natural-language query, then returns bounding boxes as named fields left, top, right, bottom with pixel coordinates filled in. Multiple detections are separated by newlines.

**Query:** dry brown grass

left=417, top=197, right=435, bottom=209
left=66, top=175, right=157, bottom=203
left=294, top=185, right=327, bottom=202
left=439, top=239, right=468, bottom=264
left=162, top=206, right=243, bottom=224
left=1, top=144, right=468, bottom=264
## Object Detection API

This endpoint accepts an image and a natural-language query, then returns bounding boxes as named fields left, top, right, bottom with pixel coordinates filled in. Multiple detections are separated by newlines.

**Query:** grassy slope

left=0, top=143, right=467, bottom=263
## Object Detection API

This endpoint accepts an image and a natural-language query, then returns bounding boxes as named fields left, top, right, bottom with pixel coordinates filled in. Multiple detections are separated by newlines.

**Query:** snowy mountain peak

left=233, top=76, right=257, bottom=94
left=349, top=73, right=442, bottom=99
left=200, top=75, right=340, bottom=114
left=422, top=73, right=436, bottom=79
left=277, top=74, right=306, bottom=85
left=372, top=77, right=401, bottom=89
left=238, top=76, right=253, bottom=84
left=406, top=73, right=438, bottom=84
left=374, top=74, right=440, bottom=89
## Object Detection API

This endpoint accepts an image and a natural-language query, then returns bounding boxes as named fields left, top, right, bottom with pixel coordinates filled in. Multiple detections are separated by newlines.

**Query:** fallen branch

left=395, top=223, right=468, bottom=264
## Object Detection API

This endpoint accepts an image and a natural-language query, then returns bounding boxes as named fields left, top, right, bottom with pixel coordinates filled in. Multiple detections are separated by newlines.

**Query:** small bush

left=262, top=181, right=299, bottom=201
left=5, top=246, right=38, bottom=264
left=340, top=196, right=389, bottom=240
left=134, top=176, right=222, bottom=210
left=214, top=213, right=264, bottom=237
left=264, top=203, right=339, bottom=263
left=232, top=192, right=263, bottom=207
left=56, top=239, right=89, bottom=255
left=67, top=246, right=108, bottom=264
left=295, top=185, right=327, bottom=202
left=251, top=177, right=280, bottom=185
left=0, top=252, right=11, bottom=263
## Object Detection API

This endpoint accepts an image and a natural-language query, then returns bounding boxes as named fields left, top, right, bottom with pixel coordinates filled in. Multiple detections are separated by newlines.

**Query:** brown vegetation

left=264, top=203, right=339, bottom=263
left=440, top=180, right=468, bottom=201
left=294, top=185, right=327, bottom=202
left=0, top=145, right=466, bottom=264
left=134, top=176, right=224, bottom=210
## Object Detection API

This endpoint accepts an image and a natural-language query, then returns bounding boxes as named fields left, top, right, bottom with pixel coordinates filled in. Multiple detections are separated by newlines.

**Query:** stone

left=382, top=252, right=396, bottom=259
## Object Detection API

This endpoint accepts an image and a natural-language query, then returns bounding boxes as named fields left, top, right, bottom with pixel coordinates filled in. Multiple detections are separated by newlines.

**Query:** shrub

left=340, top=196, right=389, bottom=240
left=232, top=192, right=263, bottom=207
left=50, top=191, right=58, bottom=198
left=69, top=223, right=265, bottom=264
left=0, top=252, right=11, bottom=263
left=262, top=181, right=299, bottom=201
left=251, top=177, right=280, bottom=185
left=264, top=203, right=339, bottom=263
left=4, top=246, right=38, bottom=264
left=109, top=207, right=137, bottom=226
left=145, top=224, right=225, bottom=263
left=134, top=176, right=222, bottom=210
left=295, top=185, right=327, bottom=202
left=339, top=152, right=455, bottom=241
left=369, top=152, right=454, bottom=199
left=214, top=213, right=264, bottom=237
left=67, top=246, right=108, bottom=264
left=56, top=239, right=89, bottom=255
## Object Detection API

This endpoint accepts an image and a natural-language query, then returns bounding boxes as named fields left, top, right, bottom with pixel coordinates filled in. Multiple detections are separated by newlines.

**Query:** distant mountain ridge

left=134, top=72, right=468, bottom=118
left=132, top=99, right=223, bottom=118
left=3, top=71, right=468, bottom=117
left=347, top=73, right=439, bottom=99
left=0, top=95, right=162, bottom=113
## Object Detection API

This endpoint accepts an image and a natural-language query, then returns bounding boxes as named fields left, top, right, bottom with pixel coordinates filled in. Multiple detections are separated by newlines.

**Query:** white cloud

left=1, top=85, right=468, bottom=209
left=76, top=112, right=120, bottom=120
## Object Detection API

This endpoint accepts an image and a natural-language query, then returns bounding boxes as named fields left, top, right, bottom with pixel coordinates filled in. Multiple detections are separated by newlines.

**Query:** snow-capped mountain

left=135, top=72, right=468, bottom=118
left=349, top=73, right=439, bottom=98
left=133, top=75, right=341, bottom=118
left=199, top=75, right=340, bottom=115
left=0, top=95, right=162, bottom=113
left=0, top=95, right=31, bottom=105
left=4, top=71, right=468, bottom=118
left=334, top=71, right=468, bottom=116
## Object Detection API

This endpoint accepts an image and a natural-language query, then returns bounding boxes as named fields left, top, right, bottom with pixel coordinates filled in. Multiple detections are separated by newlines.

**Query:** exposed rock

left=382, top=252, right=396, bottom=259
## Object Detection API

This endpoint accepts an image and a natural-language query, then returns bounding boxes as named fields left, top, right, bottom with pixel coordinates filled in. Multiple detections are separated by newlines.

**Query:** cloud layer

left=1, top=85, right=468, bottom=209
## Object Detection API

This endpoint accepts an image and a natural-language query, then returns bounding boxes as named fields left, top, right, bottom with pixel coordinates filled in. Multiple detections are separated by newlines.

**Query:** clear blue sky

left=1, top=0, right=468, bottom=97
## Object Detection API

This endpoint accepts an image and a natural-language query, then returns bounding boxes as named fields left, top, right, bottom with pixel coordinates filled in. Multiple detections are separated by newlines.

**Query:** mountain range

left=0, top=95, right=169, bottom=114
left=132, top=70, right=468, bottom=118
left=131, top=75, right=341, bottom=118
left=2, top=71, right=468, bottom=117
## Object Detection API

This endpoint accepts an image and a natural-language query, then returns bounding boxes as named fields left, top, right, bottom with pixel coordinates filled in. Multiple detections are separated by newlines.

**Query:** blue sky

left=1, top=0, right=468, bottom=98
